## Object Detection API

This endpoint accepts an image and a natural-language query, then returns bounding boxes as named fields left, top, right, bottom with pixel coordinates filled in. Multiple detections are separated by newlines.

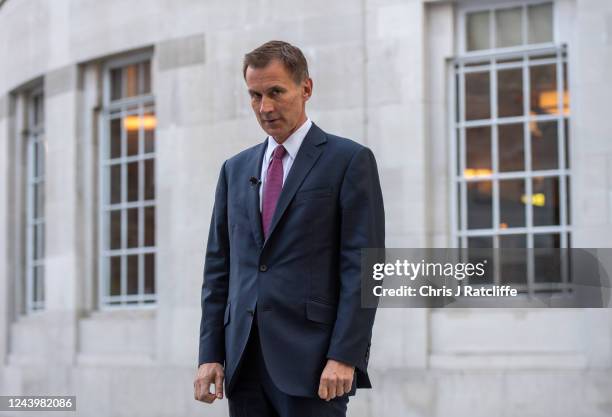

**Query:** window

left=26, top=88, right=45, bottom=312
left=464, top=2, right=554, bottom=52
left=100, top=55, right=156, bottom=307
left=453, top=2, right=571, bottom=291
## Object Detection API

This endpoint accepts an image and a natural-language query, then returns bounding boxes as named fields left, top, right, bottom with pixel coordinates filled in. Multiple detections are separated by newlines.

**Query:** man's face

left=245, top=59, right=312, bottom=143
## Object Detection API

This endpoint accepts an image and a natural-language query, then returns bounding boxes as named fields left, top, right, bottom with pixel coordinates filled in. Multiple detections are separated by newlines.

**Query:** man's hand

left=318, top=359, right=355, bottom=401
left=194, top=362, right=225, bottom=403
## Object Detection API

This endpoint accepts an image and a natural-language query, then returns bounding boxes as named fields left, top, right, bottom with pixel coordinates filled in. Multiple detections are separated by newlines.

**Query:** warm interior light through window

left=123, top=115, right=157, bottom=131
left=520, top=193, right=546, bottom=206
left=538, top=90, right=570, bottom=115
left=464, top=168, right=493, bottom=178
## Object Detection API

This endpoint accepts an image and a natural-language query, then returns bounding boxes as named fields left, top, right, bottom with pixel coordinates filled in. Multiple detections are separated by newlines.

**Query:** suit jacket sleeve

left=326, top=146, right=385, bottom=372
left=198, top=161, right=230, bottom=366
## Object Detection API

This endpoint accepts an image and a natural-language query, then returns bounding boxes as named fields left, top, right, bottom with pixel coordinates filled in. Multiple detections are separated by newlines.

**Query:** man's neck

left=273, top=114, right=308, bottom=144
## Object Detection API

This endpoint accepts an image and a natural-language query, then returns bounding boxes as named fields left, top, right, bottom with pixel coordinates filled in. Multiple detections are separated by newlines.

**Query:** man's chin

left=261, top=127, right=287, bottom=141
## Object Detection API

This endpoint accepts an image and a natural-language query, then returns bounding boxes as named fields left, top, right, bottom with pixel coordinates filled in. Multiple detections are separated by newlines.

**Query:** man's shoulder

left=320, top=128, right=369, bottom=160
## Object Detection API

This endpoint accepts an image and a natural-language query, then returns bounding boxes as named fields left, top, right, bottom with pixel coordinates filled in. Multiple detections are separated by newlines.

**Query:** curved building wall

left=0, top=1, right=611, bottom=417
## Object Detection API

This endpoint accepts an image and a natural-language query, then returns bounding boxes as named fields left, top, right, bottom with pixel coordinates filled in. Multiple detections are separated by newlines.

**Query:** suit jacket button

left=259, top=264, right=268, bottom=272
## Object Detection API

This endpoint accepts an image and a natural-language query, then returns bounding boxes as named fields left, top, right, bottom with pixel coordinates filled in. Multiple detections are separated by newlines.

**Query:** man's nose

left=259, top=96, right=274, bottom=114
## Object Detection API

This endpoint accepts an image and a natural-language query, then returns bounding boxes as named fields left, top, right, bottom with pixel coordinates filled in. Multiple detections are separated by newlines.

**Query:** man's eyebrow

left=266, top=85, right=286, bottom=92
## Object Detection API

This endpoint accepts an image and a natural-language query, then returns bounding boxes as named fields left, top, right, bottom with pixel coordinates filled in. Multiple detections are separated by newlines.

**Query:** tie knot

left=272, top=145, right=287, bottom=160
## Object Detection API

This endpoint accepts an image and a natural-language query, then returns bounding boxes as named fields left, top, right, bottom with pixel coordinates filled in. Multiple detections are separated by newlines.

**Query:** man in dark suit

left=194, top=40, right=385, bottom=417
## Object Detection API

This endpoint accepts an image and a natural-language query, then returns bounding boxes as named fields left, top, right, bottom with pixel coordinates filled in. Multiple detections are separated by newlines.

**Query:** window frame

left=25, top=86, right=45, bottom=313
left=450, top=1, right=572, bottom=294
left=98, top=52, right=156, bottom=310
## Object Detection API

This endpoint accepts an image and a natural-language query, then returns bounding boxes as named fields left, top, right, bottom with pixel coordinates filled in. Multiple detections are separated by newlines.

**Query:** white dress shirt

left=259, top=118, right=312, bottom=212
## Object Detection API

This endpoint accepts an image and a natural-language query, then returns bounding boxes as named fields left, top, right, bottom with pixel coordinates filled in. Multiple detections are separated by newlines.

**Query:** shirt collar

left=265, top=118, right=312, bottom=162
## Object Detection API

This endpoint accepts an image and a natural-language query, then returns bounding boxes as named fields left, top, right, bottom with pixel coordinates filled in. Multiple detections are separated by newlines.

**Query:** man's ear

left=302, top=78, right=313, bottom=101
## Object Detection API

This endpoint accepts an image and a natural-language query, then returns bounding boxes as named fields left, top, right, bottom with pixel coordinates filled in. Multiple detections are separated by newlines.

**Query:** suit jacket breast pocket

left=293, top=186, right=333, bottom=203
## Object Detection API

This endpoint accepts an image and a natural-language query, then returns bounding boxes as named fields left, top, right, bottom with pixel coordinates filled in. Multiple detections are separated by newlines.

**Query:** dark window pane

left=36, top=140, right=45, bottom=177
left=534, top=233, right=561, bottom=283
left=125, top=65, right=139, bottom=98
left=467, top=236, right=494, bottom=282
left=33, top=224, right=44, bottom=260
left=110, top=164, right=121, bottom=204
left=456, top=129, right=461, bottom=176
left=110, top=118, right=122, bottom=159
left=500, top=234, right=527, bottom=285
left=566, top=176, right=571, bottom=225
left=32, top=266, right=39, bottom=302
left=33, top=266, right=44, bottom=302
left=465, top=126, right=491, bottom=175
left=530, top=64, right=557, bottom=115
left=144, top=207, right=155, bottom=247
left=563, top=63, right=569, bottom=115
left=127, top=121, right=139, bottom=156
left=144, top=159, right=155, bottom=200
left=127, top=255, right=138, bottom=295
left=32, top=224, right=39, bottom=260
left=32, top=183, right=38, bottom=218
left=33, top=95, right=40, bottom=125
left=498, top=68, right=523, bottom=117
left=37, top=182, right=44, bottom=219
left=33, top=182, right=44, bottom=219
left=144, top=254, right=155, bottom=294
left=468, top=237, right=492, bottom=248
left=564, top=119, right=570, bottom=168
left=110, top=210, right=121, bottom=250
left=142, top=61, right=151, bottom=95
left=467, top=181, right=492, bottom=229
left=500, top=179, right=526, bottom=228
left=110, top=256, right=121, bottom=296
left=465, top=72, right=491, bottom=120
left=127, top=162, right=139, bottom=202
left=533, top=177, right=560, bottom=226
left=531, top=121, right=558, bottom=170
left=33, top=141, right=39, bottom=177
left=455, top=74, right=460, bottom=123
left=144, top=112, right=155, bottom=153
left=467, top=11, right=490, bottom=51
left=39, top=223, right=45, bottom=260
left=127, top=208, right=139, bottom=248
left=111, top=68, right=123, bottom=101
left=499, top=123, right=524, bottom=172
left=457, top=183, right=462, bottom=230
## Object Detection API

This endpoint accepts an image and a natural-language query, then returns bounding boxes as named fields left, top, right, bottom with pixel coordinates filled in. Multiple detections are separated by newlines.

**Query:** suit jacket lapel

left=247, top=139, right=268, bottom=248
left=264, top=123, right=327, bottom=247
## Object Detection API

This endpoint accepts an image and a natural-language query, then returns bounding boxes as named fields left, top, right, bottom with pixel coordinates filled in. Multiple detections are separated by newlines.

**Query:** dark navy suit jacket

left=198, top=123, right=385, bottom=398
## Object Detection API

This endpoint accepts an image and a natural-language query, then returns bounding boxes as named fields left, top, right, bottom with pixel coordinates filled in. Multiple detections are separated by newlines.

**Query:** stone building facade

left=0, top=0, right=611, bottom=416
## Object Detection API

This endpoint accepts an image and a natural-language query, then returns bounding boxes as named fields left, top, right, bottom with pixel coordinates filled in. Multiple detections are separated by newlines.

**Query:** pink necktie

left=262, top=145, right=287, bottom=239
